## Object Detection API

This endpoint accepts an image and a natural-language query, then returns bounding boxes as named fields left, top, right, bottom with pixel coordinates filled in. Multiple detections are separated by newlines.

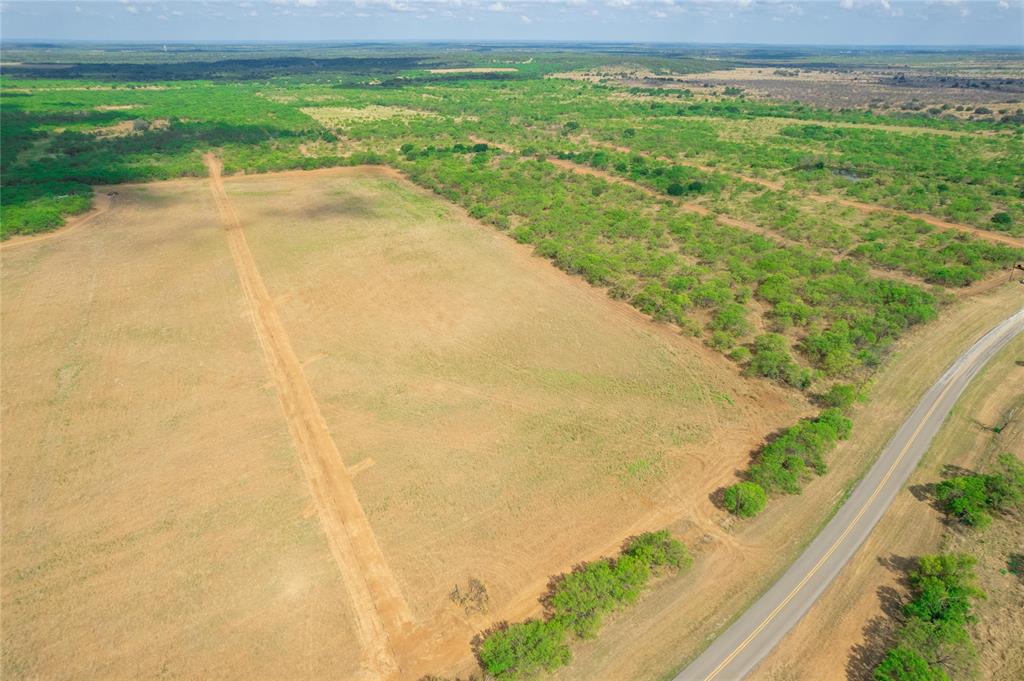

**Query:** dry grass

left=1, top=179, right=363, bottom=681
left=1, top=167, right=807, bottom=679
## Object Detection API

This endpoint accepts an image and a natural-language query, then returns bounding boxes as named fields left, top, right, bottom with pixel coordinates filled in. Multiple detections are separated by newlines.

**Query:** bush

left=874, top=645, right=949, bottom=681
left=935, top=454, right=1024, bottom=527
left=821, top=383, right=859, bottom=411
left=991, top=212, right=1012, bottom=227
left=622, top=529, right=692, bottom=570
left=746, top=408, right=852, bottom=494
left=476, top=620, right=570, bottom=680
left=748, top=333, right=811, bottom=389
left=874, top=553, right=984, bottom=680
left=475, top=530, right=689, bottom=677
left=723, top=482, right=767, bottom=517
left=546, top=557, right=647, bottom=638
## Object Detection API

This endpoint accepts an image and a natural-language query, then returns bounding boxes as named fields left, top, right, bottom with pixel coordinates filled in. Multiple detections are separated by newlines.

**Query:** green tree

left=874, top=646, right=949, bottom=681
left=476, top=620, right=570, bottom=680
left=723, top=482, right=767, bottom=517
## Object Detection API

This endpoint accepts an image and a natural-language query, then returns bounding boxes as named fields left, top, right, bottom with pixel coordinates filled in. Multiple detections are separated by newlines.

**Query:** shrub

left=821, top=383, right=859, bottom=411
left=874, top=645, right=949, bottom=681
left=621, top=529, right=692, bottom=570
left=874, top=553, right=984, bottom=680
left=935, top=454, right=1024, bottom=527
left=475, top=530, right=689, bottom=677
left=745, top=409, right=852, bottom=495
left=991, top=211, right=1012, bottom=227
left=476, top=620, right=570, bottom=680
left=748, top=333, right=811, bottom=389
left=723, top=482, right=767, bottom=517
left=546, top=557, right=647, bottom=638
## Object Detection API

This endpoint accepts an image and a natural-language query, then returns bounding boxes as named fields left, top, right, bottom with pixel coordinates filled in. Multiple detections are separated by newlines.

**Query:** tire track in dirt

left=579, top=138, right=1024, bottom=249
left=203, top=154, right=413, bottom=680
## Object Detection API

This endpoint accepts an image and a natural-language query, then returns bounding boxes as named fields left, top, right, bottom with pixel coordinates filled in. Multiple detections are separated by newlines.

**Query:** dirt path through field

left=204, top=154, right=413, bottom=680
left=542, top=157, right=923, bottom=287
left=579, top=138, right=1024, bottom=249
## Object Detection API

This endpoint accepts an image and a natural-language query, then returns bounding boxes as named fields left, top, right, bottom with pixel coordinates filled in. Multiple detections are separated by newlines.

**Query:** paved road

left=676, top=307, right=1024, bottom=681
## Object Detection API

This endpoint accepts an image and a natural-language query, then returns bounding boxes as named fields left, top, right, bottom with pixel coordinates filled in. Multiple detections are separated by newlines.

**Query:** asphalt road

left=675, top=306, right=1024, bottom=681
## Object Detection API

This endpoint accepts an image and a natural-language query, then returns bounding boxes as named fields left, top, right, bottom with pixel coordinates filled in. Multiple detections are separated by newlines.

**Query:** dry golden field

left=1, top=166, right=806, bottom=679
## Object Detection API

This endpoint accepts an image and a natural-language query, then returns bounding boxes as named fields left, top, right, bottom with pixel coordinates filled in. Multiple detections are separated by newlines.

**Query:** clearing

left=1, top=166, right=805, bottom=679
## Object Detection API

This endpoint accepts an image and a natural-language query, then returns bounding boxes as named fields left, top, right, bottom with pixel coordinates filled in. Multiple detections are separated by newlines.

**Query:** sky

left=1, top=0, right=1022, bottom=46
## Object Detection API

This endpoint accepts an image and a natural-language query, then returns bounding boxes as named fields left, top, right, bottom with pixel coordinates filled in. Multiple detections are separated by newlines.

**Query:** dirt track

left=578, top=138, right=1024, bottom=249
left=204, top=155, right=412, bottom=679
left=542, top=157, right=924, bottom=287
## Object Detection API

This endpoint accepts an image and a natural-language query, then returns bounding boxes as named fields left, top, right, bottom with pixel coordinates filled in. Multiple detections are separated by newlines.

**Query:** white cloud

left=520, top=13, right=532, bottom=22
left=124, top=4, right=138, bottom=13
left=651, top=9, right=667, bottom=17
left=488, top=2, right=505, bottom=11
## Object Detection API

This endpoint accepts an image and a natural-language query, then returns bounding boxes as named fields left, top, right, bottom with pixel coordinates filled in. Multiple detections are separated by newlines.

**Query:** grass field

left=1, top=167, right=807, bottom=679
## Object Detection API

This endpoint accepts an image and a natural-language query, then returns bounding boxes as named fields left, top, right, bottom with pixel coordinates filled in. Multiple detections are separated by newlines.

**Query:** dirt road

left=204, top=155, right=413, bottom=679
left=578, top=138, right=1024, bottom=250
left=542, top=157, right=923, bottom=287
left=674, top=306, right=1024, bottom=681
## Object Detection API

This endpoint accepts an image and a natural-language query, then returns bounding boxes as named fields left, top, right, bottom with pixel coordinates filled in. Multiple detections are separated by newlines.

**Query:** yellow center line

left=701, top=328, right=1006, bottom=681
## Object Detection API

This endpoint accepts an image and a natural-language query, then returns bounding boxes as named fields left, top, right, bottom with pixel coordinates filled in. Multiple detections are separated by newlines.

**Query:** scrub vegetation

left=2, top=42, right=1022, bottom=681
left=474, top=531, right=691, bottom=680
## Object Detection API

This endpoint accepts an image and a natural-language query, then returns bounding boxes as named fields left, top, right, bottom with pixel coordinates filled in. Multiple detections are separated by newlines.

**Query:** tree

left=723, top=482, right=767, bottom=517
left=874, top=646, right=949, bottom=681
left=475, top=620, right=570, bottom=679
left=821, top=383, right=859, bottom=411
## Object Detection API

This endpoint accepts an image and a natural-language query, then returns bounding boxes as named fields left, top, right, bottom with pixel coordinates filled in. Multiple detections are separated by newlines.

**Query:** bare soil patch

left=2, top=166, right=807, bottom=680
left=1, top=179, right=364, bottom=681
left=221, top=166, right=808, bottom=677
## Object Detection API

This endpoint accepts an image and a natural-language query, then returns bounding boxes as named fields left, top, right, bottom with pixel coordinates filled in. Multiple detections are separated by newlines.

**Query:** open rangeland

left=1, top=166, right=807, bottom=680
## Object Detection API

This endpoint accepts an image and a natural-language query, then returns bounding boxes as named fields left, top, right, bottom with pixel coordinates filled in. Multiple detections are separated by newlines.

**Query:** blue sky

left=1, top=1, right=1022, bottom=46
